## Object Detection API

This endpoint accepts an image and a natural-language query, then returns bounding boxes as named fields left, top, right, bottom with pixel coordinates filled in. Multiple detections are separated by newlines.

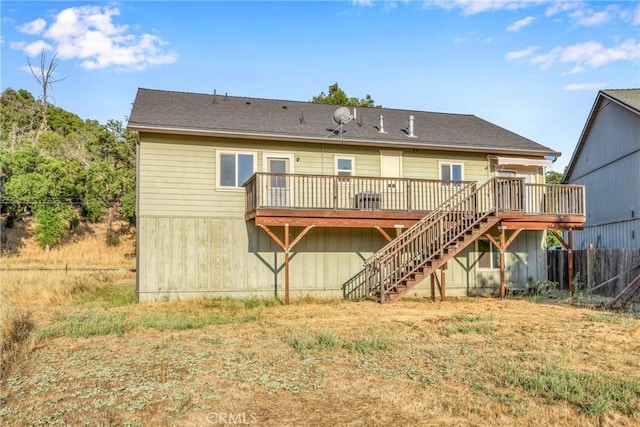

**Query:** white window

left=335, top=156, right=355, bottom=176
left=218, top=152, right=256, bottom=188
left=477, top=238, right=500, bottom=270
left=440, top=162, right=463, bottom=182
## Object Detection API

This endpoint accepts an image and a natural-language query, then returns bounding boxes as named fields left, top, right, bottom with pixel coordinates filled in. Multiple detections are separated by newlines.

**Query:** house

left=127, top=88, right=585, bottom=303
left=563, top=89, right=640, bottom=250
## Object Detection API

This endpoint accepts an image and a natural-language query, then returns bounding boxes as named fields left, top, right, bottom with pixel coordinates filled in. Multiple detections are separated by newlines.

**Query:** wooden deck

left=244, top=173, right=586, bottom=303
left=245, top=173, right=586, bottom=231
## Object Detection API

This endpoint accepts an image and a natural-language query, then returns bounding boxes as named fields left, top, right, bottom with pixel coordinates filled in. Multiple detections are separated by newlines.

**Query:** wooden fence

left=548, top=248, right=640, bottom=297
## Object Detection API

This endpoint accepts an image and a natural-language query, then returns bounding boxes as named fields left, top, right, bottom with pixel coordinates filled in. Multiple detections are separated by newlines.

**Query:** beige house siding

left=137, top=132, right=547, bottom=301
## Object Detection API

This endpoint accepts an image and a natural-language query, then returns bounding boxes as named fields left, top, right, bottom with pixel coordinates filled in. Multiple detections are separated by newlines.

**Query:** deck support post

left=550, top=229, right=574, bottom=296
left=499, top=226, right=506, bottom=298
left=258, top=223, right=315, bottom=305
left=568, top=229, right=574, bottom=296
left=441, top=263, right=447, bottom=301
left=430, top=273, right=436, bottom=302
left=284, top=224, right=290, bottom=305
left=485, top=226, right=524, bottom=299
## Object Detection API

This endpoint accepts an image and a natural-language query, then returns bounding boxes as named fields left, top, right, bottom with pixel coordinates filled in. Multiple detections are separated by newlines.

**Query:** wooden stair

left=607, top=273, right=640, bottom=310
left=383, top=217, right=499, bottom=302
left=365, top=178, right=510, bottom=303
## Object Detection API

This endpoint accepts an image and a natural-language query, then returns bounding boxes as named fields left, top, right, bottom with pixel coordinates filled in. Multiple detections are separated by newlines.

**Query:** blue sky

left=2, top=1, right=639, bottom=172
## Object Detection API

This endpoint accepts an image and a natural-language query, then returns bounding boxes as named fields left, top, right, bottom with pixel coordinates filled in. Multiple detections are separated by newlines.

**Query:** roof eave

left=127, top=123, right=560, bottom=158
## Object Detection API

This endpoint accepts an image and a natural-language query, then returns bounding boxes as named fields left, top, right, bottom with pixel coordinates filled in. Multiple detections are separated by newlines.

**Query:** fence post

left=587, top=243, right=593, bottom=290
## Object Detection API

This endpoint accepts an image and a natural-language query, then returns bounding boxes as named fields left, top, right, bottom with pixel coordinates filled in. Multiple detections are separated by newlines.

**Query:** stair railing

left=365, top=177, right=515, bottom=302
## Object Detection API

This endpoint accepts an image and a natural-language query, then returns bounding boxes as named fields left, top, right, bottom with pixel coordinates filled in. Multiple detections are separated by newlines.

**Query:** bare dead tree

left=28, top=50, right=68, bottom=137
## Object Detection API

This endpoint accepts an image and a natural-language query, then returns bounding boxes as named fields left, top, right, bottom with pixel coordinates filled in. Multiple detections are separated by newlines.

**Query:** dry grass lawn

left=1, top=225, right=639, bottom=426
left=1, top=276, right=639, bottom=426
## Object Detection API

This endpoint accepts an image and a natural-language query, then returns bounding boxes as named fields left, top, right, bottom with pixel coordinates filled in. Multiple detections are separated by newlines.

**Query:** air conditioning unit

left=354, top=192, right=381, bottom=210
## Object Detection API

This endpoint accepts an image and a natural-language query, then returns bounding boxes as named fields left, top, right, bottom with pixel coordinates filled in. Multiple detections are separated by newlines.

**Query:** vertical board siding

left=138, top=217, right=545, bottom=300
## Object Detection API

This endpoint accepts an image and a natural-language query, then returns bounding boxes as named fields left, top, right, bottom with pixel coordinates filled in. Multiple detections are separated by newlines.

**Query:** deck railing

left=245, top=173, right=586, bottom=217
left=245, top=173, right=473, bottom=213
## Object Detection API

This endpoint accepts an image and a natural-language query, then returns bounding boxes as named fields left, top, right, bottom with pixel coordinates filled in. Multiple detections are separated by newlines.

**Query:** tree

left=0, top=88, right=42, bottom=147
left=545, top=169, right=566, bottom=248
left=0, top=88, right=136, bottom=250
left=545, top=170, right=564, bottom=184
left=82, top=119, right=136, bottom=241
left=28, top=51, right=67, bottom=136
left=312, top=83, right=380, bottom=107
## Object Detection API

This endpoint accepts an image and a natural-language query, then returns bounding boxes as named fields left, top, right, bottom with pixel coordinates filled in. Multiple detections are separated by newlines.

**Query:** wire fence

left=1, top=266, right=135, bottom=272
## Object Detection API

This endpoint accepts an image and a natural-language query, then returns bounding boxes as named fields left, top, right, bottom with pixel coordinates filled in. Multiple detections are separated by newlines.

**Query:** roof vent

left=408, top=115, right=417, bottom=138
left=378, top=115, right=387, bottom=133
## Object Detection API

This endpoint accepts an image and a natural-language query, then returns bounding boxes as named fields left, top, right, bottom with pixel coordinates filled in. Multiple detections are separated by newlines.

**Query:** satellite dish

left=332, top=106, right=352, bottom=125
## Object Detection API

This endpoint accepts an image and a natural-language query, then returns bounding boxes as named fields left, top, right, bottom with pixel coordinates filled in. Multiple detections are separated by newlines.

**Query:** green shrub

left=33, top=205, right=71, bottom=249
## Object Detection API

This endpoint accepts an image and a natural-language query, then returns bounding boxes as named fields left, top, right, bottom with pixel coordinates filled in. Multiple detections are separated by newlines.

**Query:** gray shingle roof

left=602, top=89, right=640, bottom=113
left=128, top=88, right=558, bottom=156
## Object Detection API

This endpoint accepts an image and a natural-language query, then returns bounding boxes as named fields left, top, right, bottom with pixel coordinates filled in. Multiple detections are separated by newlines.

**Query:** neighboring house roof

left=128, top=88, right=559, bottom=157
left=563, top=88, right=640, bottom=182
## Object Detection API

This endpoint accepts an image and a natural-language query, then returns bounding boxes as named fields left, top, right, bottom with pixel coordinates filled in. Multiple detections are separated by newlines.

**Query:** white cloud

left=425, top=0, right=546, bottom=16
left=19, top=18, right=46, bottom=35
left=506, top=45, right=539, bottom=60
left=564, top=82, right=607, bottom=91
left=10, top=5, right=177, bottom=71
left=352, top=0, right=373, bottom=6
left=529, top=39, right=640, bottom=70
left=507, top=16, right=535, bottom=32
left=545, top=0, right=581, bottom=17
left=569, top=6, right=614, bottom=26
left=568, top=65, right=585, bottom=74
left=634, top=4, right=640, bottom=25
left=10, top=40, right=52, bottom=56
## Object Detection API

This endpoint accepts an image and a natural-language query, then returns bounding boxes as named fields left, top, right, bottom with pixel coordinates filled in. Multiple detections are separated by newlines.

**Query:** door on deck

left=380, top=151, right=403, bottom=210
left=266, top=156, right=292, bottom=207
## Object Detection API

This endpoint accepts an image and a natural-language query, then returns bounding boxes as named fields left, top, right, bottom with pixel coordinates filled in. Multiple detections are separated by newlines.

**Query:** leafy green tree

left=2, top=144, right=82, bottom=248
left=82, top=119, right=136, bottom=237
left=312, top=83, right=380, bottom=107
left=33, top=204, right=76, bottom=249
left=1, top=88, right=136, bottom=249
left=0, top=88, right=42, bottom=147
left=545, top=169, right=566, bottom=248
left=545, top=170, right=564, bottom=184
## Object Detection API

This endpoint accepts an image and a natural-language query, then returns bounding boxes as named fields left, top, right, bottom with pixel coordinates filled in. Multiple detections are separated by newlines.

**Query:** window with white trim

left=335, top=156, right=355, bottom=176
left=218, top=152, right=255, bottom=188
left=477, top=237, right=500, bottom=270
left=440, top=162, right=463, bottom=182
